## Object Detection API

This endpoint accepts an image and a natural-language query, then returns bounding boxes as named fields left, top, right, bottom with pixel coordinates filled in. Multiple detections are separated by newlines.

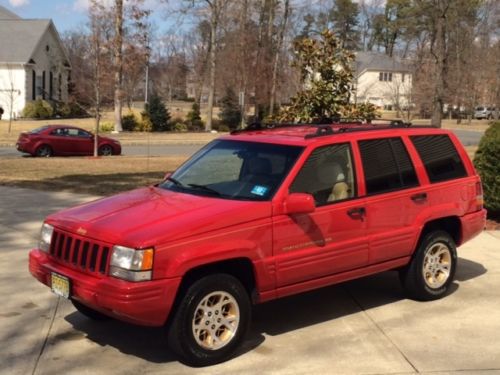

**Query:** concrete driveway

left=1, top=185, right=499, bottom=375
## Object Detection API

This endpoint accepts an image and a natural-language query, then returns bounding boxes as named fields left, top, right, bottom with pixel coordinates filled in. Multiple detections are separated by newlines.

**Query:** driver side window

left=290, top=143, right=356, bottom=206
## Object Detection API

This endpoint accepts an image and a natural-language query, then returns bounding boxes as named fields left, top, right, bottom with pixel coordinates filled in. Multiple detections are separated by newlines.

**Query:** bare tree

left=0, top=64, right=20, bottom=133
left=113, top=0, right=124, bottom=132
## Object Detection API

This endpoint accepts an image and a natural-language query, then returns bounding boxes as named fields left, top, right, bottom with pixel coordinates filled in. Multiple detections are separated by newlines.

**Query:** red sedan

left=16, top=125, right=121, bottom=157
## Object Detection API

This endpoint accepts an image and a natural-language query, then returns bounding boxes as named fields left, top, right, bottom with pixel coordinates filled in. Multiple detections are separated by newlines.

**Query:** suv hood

left=47, top=187, right=272, bottom=247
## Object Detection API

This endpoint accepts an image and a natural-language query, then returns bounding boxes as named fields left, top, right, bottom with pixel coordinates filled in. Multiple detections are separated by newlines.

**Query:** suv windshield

left=159, top=139, right=303, bottom=201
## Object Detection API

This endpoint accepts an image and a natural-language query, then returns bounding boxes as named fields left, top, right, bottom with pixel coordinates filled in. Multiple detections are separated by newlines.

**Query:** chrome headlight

left=109, top=245, right=154, bottom=282
left=39, top=223, right=54, bottom=252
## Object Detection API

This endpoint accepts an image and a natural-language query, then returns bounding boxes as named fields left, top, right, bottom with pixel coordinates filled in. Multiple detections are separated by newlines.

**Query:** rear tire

left=35, top=145, right=52, bottom=157
left=167, top=274, right=251, bottom=367
left=71, top=299, right=111, bottom=321
left=400, top=230, right=457, bottom=301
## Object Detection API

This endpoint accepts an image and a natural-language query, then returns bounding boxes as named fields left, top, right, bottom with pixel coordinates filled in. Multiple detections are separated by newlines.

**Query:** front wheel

left=400, top=230, right=457, bottom=301
left=98, top=144, right=113, bottom=156
left=167, top=274, right=251, bottom=367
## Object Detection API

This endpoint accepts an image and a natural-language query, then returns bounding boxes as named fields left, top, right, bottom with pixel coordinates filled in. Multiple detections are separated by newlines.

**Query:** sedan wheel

left=98, top=145, right=113, bottom=156
left=35, top=145, right=52, bottom=157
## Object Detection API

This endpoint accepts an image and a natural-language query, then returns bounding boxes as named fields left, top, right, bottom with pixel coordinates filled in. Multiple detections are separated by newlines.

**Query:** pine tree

left=145, top=93, right=170, bottom=131
left=220, top=88, right=241, bottom=130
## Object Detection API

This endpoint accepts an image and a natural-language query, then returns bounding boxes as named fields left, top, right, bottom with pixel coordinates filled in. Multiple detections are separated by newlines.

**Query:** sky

left=0, top=0, right=168, bottom=34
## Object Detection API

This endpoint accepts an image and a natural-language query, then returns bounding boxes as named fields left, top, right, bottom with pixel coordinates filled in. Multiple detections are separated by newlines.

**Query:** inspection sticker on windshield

left=251, top=185, right=269, bottom=196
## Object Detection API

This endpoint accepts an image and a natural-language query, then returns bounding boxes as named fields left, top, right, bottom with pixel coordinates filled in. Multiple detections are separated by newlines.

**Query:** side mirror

left=283, top=193, right=315, bottom=215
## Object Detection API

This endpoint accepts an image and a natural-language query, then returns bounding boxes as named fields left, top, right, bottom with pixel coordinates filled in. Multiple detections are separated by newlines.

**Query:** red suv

left=29, top=123, right=486, bottom=366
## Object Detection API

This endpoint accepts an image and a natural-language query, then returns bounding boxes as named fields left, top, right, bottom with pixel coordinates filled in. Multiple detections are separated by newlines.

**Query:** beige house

left=354, top=52, right=412, bottom=110
left=0, top=6, right=70, bottom=120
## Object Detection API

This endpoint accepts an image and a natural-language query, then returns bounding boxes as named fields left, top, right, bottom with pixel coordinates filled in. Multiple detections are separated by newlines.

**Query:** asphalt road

left=0, top=129, right=483, bottom=158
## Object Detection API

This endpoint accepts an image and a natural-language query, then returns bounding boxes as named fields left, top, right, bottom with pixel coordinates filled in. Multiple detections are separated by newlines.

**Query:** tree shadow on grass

left=0, top=172, right=167, bottom=196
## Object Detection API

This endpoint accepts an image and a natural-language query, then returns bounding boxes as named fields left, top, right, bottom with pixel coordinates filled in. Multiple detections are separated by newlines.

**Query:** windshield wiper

left=187, top=183, right=221, bottom=196
left=166, top=176, right=185, bottom=187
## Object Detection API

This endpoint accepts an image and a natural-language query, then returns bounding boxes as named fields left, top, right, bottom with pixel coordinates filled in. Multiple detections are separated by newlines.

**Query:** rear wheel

left=35, top=145, right=52, bottom=157
left=98, top=144, right=113, bottom=156
left=167, top=274, right=251, bottom=367
left=400, top=230, right=457, bottom=301
left=71, top=299, right=111, bottom=321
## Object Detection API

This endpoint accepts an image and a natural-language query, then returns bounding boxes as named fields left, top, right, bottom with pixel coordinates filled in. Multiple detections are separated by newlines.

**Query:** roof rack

left=231, top=117, right=413, bottom=134
left=304, top=124, right=435, bottom=139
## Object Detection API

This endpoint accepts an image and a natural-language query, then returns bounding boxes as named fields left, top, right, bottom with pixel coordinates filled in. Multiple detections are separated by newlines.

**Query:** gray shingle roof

left=0, top=5, right=21, bottom=19
left=0, top=19, right=51, bottom=64
left=355, top=52, right=411, bottom=75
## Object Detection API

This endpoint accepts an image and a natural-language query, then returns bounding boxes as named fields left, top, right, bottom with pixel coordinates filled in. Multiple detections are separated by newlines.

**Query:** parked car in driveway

left=16, top=125, right=121, bottom=157
left=474, top=106, right=497, bottom=120
left=29, top=121, right=486, bottom=366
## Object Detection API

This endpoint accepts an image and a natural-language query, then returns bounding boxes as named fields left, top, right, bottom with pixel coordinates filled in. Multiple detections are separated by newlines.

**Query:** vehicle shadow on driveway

left=63, top=257, right=486, bottom=364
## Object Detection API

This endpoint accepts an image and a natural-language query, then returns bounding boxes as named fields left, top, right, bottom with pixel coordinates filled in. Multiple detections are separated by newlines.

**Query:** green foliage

left=279, top=30, right=354, bottom=122
left=145, top=93, right=171, bottom=132
left=219, top=87, right=241, bottom=130
left=56, top=101, right=88, bottom=118
left=329, top=0, right=360, bottom=50
left=100, top=121, right=115, bottom=132
left=139, top=111, right=153, bottom=132
left=22, top=100, right=54, bottom=119
left=341, top=103, right=381, bottom=122
left=186, top=102, right=202, bottom=123
left=173, top=122, right=188, bottom=132
left=122, top=113, right=139, bottom=131
left=473, top=122, right=500, bottom=214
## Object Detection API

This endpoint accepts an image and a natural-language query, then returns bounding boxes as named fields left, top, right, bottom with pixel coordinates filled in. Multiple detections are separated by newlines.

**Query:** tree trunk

left=431, top=2, right=448, bottom=128
left=206, top=1, right=218, bottom=132
left=113, top=0, right=124, bottom=133
left=269, top=0, right=289, bottom=116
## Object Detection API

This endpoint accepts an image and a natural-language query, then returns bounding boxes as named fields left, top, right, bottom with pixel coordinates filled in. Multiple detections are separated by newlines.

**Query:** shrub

left=187, top=119, right=205, bottom=132
left=219, top=87, right=241, bottom=130
left=474, top=121, right=500, bottom=215
left=145, top=93, right=171, bottom=131
left=173, top=122, right=188, bottom=132
left=122, top=113, right=139, bottom=131
left=57, top=101, right=88, bottom=118
left=186, top=102, right=201, bottom=124
left=22, top=100, right=54, bottom=119
left=140, top=111, right=153, bottom=132
left=100, top=121, right=114, bottom=132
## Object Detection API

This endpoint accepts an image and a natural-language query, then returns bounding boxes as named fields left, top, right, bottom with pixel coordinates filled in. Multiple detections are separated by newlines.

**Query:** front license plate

left=51, top=273, right=70, bottom=299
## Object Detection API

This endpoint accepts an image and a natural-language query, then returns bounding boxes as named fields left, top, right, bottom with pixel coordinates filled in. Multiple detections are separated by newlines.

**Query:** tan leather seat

left=316, top=161, right=350, bottom=202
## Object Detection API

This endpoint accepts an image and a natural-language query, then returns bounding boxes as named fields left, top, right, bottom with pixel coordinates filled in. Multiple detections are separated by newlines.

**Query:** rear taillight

left=475, top=181, right=484, bottom=211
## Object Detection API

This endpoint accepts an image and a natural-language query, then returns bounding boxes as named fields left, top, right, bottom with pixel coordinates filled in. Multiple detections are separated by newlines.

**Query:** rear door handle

left=347, top=207, right=366, bottom=219
left=411, top=193, right=427, bottom=202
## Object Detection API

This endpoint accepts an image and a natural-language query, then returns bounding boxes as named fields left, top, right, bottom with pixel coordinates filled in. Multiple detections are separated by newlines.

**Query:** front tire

left=167, top=274, right=251, bottom=367
left=400, top=230, right=457, bottom=301
left=98, top=144, right=113, bottom=156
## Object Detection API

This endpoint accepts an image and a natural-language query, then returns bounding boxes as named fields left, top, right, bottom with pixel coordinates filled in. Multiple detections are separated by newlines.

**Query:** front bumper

left=29, top=248, right=181, bottom=326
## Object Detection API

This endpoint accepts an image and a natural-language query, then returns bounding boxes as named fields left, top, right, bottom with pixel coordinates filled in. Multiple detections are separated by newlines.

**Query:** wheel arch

left=418, top=216, right=462, bottom=248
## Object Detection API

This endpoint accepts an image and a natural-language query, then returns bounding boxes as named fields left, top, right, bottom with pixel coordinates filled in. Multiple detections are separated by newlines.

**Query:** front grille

left=49, top=229, right=111, bottom=275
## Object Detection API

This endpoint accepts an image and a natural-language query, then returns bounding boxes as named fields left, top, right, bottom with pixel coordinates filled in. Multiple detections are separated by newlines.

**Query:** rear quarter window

left=410, top=135, right=467, bottom=183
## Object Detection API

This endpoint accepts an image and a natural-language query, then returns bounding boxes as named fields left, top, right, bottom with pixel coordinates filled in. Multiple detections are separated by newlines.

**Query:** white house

left=354, top=52, right=412, bottom=110
left=0, top=5, right=70, bottom=120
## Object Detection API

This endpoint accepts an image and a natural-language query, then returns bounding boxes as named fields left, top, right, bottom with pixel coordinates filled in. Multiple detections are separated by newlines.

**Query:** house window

left=379, top=72, right=393, bottom=82
left=32, top=70, right=36, bottom=100
left=36, top=75, right=43, bottom=98
left=42, top=71, right=46, bottom=99
left=49, top=72, right=53, bottom=100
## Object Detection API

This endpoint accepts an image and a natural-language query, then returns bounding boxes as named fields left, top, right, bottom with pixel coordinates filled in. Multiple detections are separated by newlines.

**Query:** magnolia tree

left=278, top=29, right=378, bottom=123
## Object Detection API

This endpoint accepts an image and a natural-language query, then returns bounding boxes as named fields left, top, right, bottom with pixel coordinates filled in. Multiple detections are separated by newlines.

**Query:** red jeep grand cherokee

left=29, top=123, right=486, bottom=366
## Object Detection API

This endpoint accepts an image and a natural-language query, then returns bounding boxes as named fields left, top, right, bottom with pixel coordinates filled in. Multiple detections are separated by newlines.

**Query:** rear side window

left=410, top=135, right=467, bottom=183
left=359, top=138, right=418, bottom=195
